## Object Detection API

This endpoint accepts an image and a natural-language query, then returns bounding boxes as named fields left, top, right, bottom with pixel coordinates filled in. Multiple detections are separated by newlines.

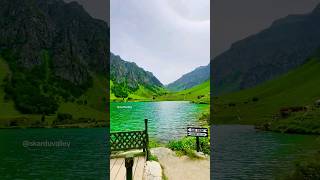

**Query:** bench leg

left=125, top=156, right=134, bottom=180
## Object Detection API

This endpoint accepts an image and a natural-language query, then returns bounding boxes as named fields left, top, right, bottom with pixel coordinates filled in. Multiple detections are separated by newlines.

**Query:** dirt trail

left=151, top=147, right=210, bottom=180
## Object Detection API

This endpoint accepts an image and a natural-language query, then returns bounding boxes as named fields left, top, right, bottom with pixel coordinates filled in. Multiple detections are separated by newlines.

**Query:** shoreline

left=111, top=99, right=210, bottom=104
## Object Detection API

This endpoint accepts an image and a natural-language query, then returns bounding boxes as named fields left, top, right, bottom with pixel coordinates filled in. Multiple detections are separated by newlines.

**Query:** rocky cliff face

left=212, top=4, right=320, bottom=95
left=110, top=52, right=163, bottom=91
left=0, top=0, right=109, bottom=85
left=166, top=65, right=209, bottom=92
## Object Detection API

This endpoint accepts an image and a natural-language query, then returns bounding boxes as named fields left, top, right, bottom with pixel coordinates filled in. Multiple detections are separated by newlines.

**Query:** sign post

left=187, top=127, right=208, bottom=152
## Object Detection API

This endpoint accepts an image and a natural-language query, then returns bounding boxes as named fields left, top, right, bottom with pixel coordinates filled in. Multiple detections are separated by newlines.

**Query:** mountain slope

left=214, top=55, right=320, bottom=129
left=0, top=0, right=109, bottom=83
left=0, top=57, right=20, bottom=117
left=166, top=65, right=209, bottom=92
left=110, top=52, right=165, bottom=100
left=0, top=0, right=108, bottom=127
left=157, top=80, right=210, bottom=104
left=213, top=4, right=320, bottom=95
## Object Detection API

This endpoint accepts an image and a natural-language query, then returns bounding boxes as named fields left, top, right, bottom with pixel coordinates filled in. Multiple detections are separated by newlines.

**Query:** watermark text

left=22, top=140, right=70, bottom=148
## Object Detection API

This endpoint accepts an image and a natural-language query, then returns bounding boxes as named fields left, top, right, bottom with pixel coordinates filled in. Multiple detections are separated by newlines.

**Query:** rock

left=110, top=53, right=163, bottom=91
left=0, top=0, right=109, bottom=85
left=194, top=151, right=207, bottom=159
left=143, top=161, right=162, bottom=180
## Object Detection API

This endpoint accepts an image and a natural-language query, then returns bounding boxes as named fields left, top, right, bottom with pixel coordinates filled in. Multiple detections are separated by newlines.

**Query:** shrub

left=167, top=136, right=210, bottom=157
left=285, top=154, right=320, bottom=179
left=228, top=103, right=236, bottom=107
left=9, top=120, right=18, bottom=127
left=149, top=154, right=159, bottom=162
left=252, top=97, right=259, bottom=102
left=112, top=83, right=129, bottom=98
left=57, top=113, right=73, bottom=122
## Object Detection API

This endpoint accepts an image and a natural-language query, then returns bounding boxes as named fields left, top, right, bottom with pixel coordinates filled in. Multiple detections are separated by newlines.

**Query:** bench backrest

left=110, top=130, right=147, bottom=151
left=110, top=119, right=149, bottom=160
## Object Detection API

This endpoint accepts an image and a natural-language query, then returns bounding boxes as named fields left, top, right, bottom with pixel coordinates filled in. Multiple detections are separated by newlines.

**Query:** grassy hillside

left=0, top=56, right=107, bottom=128
left=0, top=57, right=21, bottom=117
left=58, top=74, right=107, bottom=120
left=110, top=79, right=210, bottom=105
left=110, top=80, right=167, bottom=102
left=214, top=58, right=320, bottom=133
left=156, top=80, right=210, bottom=104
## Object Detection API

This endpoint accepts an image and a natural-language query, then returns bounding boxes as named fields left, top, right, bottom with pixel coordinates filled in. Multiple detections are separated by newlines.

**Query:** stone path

left=151, top=147, right=210, bottom=180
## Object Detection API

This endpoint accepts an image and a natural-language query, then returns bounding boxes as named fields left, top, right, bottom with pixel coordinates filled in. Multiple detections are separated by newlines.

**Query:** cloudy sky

left=212, top=0, right=320, bottom=57
left=111, top=0, right=210, bottom=85
left=64, top=0, right=109, bottom=22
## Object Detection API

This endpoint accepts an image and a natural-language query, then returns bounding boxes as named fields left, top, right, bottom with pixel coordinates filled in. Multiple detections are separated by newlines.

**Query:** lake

left=0, top=128, right=108, bottom=179
left=110, top=101, right=209, bottom=142
left=212, top=125, right=320, bottom=179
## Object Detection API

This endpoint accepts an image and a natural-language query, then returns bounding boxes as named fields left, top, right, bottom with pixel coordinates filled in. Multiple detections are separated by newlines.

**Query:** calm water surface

left=0, top=128, right=108, bottom=179
left=212, top=125, right=320, bottom=179
left=110, top=101, right=208, bottom=142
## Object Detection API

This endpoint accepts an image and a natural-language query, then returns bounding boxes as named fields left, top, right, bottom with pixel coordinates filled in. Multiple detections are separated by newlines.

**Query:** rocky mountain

left=0, top=0, right=109, bottom=114
left=110, top=52, right=163, bottom=93
left=166, top=64, right=209, bottom=92
left=0, top=0, right=109, bottom=85
left=212, top=4, right=320, bottom=95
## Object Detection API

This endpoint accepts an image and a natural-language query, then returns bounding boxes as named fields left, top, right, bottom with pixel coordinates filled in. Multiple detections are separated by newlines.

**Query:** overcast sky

left=64, top=0, right=109, bottom=23
left=111, top=0, right=210, bottom=85
left=212, top=0, right=320, bottom=57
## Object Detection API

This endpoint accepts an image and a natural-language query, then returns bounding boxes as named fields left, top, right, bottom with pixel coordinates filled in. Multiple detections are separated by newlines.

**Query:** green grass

left=156, top=80, right=210, bottom=104
left=214, top=58, right=320, bottom=130
left=0, top=57, right=21, bottom=117
left=40, top=74, right=107, bottom=126
left=82, top=74, right=107, bottom=111
left=110, top=79, right=210, bottom=104
left=282, top=151, right=320, bottom=179
left=110, top=80, right=168, bottom=102
left=149, top=154, right=159, bottom=162
left=167, top=136, right=210, bottom=158
left=58, top=102, right=106, bottom=121
left=0, top=56, right=107, bottom=128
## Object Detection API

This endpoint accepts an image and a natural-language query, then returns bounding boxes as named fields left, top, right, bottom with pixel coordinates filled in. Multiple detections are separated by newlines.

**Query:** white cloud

left=111, top=0, right=210, bottom=85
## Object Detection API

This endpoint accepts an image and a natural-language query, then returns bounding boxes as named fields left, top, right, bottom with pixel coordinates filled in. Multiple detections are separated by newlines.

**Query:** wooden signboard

left=187, top=127, right=208, bottom=137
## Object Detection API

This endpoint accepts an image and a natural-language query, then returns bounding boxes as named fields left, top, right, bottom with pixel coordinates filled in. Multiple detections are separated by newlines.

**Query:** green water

left=0, top=128, right=108, bottom=179
left=212, top=125, right=320, bottom=179
left=110, top=101, right=208, bottom=142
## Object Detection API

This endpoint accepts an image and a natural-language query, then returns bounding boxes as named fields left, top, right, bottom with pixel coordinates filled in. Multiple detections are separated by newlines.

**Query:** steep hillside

left=213, top=4, right=320, bottom=95
left=157, top=80, right=210, bottom=104
left=214, top=56, right=320, bottom=133
left=166, top=65, right=209, bottom=92
left=0, top=0, right=108, bottom=127
left=0, top=0, right=109, bottom=82
left=0, top=57, right=20, bottom=117
left=110, top=52, right=165, bottom=100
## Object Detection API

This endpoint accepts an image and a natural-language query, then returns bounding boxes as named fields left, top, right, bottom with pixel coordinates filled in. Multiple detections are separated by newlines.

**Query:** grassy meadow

left=214, top=58, right=320, bottom=134
left=0, top=56, right=107, bottom=128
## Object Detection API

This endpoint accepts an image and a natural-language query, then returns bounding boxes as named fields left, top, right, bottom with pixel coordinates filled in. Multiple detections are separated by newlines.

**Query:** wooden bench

left=110, top=119, right=149, bottom=180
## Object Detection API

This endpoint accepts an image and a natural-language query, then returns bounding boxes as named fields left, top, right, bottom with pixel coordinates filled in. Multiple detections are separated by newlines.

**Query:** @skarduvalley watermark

left=22, top=140, right=70, bottom=148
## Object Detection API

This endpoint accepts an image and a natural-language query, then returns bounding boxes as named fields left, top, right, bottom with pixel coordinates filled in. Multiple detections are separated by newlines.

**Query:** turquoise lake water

left=0, top=128, right=108, bottom=179
left=110, top=101, right=208, bottom=142
left=212, top=125, right=320, bottom=179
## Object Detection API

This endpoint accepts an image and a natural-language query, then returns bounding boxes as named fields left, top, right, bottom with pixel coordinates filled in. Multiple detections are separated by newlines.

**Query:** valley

left=214, top=56, right=320, bottom=134
left=211, top=3, right=320, bottom=178
left=110, top=53, right=210, bottom=104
